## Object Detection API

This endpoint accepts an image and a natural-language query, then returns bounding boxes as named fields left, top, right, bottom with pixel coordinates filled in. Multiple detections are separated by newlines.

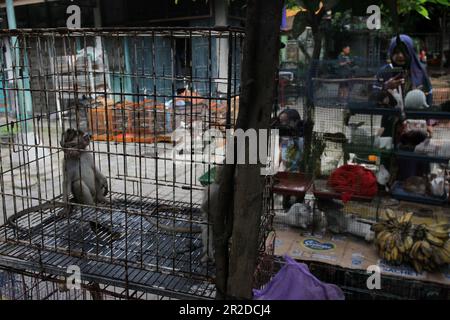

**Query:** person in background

left=372, top=34, right=433, bottom=136
left=272, top=108, right=304, bottom=209
left=278, top=109, right=304, bottom=172
left=371, top=34, right=433, bottom=181
left=337, top=44, right=354, bottom=103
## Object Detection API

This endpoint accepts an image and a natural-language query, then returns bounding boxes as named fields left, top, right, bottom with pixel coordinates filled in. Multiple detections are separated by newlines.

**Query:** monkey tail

left=6, top=201, right=69, bottom=233
left=144, top=216, right=202, bottom=234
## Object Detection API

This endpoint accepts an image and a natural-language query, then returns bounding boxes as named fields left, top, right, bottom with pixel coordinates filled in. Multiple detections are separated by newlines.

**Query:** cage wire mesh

left=0, top=27, right=274, bottom=300
left=0, top=267, right=176, bottom=300
left=272, top=55, right=450, bottom=256
left=271, top=58, right=386, bottom=237
left=252, top=255, right=449, bottom=300
left=270, top=52, right=450, bottom=297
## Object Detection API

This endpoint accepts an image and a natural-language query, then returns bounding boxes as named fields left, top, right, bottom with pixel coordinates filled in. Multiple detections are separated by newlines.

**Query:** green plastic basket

left=199, top=167, right=217, bottom=186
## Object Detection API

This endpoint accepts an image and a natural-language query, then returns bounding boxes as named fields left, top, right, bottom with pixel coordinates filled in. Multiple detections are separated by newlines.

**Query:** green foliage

left=291, top=11, right=308, bottom=39
left=398, top=0, right=450, bottom=19
left=330, top=9, right=370, bottom=32
left=0, top=124, right=19, bottom=136
left=285, top=0, right=299, bottom=9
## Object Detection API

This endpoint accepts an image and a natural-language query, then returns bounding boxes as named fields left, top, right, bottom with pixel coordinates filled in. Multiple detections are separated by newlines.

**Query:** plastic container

left=390, top=181, right=448, bottom=205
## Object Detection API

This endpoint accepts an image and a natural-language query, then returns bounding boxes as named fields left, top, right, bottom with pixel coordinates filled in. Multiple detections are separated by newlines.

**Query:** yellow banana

left=434, top=246, right=450, bottom=264
left=430, top=222, right=450, bottom=229
left=412, top=260, right=423, bottom=273
left=385, top=252, right=391, bottom=261
left=397, top=241, right=406, bottom=253
left=399, top=212, right=413, bottom=225
left=410, top=241, right=421, bottom=258
left=420, top=241, right=432, bottom=258
left=387, top=234, right=396, bottom=250
left=426, top=226, right=449, bottom=239
left=385, top=209, right=396, bottom=221
left=444, top=240, right=450, bottom=254
left=404, top=236, right=414, bottom=250
left=391, top=247, right=399, bottom=261
left=426, top=233, right=445, bottom=246
left=376, top=230, right=391, bottom=244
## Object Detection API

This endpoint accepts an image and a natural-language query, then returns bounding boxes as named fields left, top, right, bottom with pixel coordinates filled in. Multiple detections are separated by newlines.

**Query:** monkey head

left=61, top=129, right=91, bottom=158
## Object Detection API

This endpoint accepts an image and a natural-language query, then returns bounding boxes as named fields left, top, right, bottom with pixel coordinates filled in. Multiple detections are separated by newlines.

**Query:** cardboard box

left=274, top=227, right=450, bottom=286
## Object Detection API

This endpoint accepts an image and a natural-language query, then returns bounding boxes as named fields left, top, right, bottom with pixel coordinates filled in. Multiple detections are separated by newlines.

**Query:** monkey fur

left=61, top=129, right=108, bottom=206
left=7, top=129, right=109, bottom=233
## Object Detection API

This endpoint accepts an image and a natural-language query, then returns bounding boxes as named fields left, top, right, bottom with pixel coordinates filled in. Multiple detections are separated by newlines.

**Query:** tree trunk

left=214, top=163, right=235, bottom=299
left=312, top=29, right=323, bottom=61
left=224, top=0, right=283, bottom=299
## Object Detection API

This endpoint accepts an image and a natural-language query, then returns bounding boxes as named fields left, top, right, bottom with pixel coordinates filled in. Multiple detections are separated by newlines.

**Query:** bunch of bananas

left=372, top=210, right=414, bottom=265
left=372, top=209, right=450, bottom=273
left=409, top=223, right=450, bottom=273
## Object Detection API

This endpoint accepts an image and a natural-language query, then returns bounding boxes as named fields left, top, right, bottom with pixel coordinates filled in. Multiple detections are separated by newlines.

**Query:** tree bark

left=214, top=163, right=235, bottom=299
left=225, top=0, right=283, bottom=299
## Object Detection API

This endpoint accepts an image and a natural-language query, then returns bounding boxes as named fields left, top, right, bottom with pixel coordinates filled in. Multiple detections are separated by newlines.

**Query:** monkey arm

left=90, top=157, right=107, bottom=186
left=93, top=168, right=106, bottom=184
left=93, top=167, right=108, bottom=197
left=62, top=163, right=72, bottom=203
left=144, top=215, right=202, bottom=234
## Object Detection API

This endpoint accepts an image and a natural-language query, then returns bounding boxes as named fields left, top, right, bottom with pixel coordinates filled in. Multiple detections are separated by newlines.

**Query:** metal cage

left=0, top=266, right=175, bottom=300
left=253, top=256, right=450, bottom=300
left=0, top=27, right=273, bottom=300
left=271, top=53, right=450, bottom=287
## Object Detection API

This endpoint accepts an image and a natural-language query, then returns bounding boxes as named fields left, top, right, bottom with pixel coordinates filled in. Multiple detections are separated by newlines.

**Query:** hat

left=404, top=89, right=429, bottom=109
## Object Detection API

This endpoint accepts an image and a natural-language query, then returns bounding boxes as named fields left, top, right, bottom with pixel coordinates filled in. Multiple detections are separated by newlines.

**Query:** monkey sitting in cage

left=6, top=129, right=110, bottom=235
left=60, top=129, right=108, bottom=207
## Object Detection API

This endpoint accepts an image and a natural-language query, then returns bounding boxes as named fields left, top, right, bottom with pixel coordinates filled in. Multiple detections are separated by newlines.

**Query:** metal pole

left=215, top=0, right=229, bottom=94
left=6, top=0, right=33, bottom=132
left=5, top=0, right=16, bottom=30
left=123, top=37, right=133, bottom=101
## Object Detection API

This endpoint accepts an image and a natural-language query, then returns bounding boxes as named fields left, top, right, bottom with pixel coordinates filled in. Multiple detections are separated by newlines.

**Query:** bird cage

left=113, top=99, right=170, bottom=144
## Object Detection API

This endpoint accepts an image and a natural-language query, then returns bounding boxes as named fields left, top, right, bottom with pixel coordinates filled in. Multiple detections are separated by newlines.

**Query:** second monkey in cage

left=145, top=167, right=221, bottom=264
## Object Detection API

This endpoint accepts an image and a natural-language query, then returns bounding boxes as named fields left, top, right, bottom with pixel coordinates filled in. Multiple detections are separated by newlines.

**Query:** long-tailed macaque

left=145, top=167, right=221, bottom=264
left=7, top=129, right=109, bottom=233
left=60, top=129, right=108, bottom=206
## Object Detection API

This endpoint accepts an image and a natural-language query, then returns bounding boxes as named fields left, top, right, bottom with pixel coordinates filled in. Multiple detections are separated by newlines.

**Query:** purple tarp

left=253, top=256, right=345, bottom=300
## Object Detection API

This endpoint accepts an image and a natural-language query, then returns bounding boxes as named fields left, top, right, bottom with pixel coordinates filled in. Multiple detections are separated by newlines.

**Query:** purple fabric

left=253, top=256, right=345, bottom=300
left=387, top=34, right=426, bottom=89
left=281, top=6, right=287, bottom=30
